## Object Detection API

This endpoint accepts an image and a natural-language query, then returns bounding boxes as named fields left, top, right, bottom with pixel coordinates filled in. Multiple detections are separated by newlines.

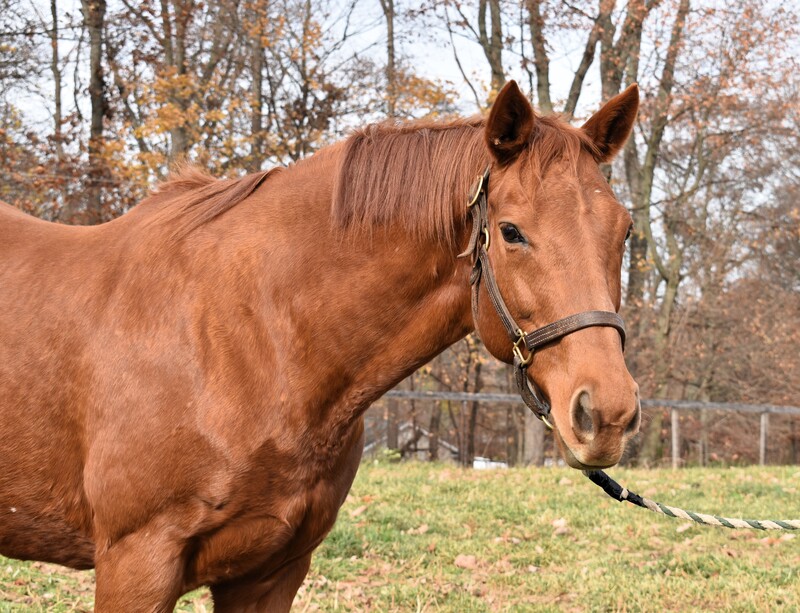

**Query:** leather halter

left=458, top=165, right=626, bottom=427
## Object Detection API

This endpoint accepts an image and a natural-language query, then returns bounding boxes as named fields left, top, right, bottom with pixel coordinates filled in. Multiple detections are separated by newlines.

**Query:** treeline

left=1, top=0, right=798, bottom=466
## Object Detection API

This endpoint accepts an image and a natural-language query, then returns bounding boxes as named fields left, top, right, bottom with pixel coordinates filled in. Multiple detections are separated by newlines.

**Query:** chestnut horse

left=0, top=81, right=640, bottom=611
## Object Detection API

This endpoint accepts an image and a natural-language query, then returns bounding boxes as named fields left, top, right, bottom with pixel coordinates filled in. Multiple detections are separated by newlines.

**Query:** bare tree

left=379, top=0, right=397, bottom=117
left=79, top=0, right=108, bottom=223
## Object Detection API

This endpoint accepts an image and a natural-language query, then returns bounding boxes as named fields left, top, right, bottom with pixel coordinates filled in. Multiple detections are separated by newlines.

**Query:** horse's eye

left=500, top=223, right=525, bottom=244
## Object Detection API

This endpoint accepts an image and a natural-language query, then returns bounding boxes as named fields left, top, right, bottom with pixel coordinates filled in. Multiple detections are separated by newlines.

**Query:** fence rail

left=383, top=390, right=800, bottom=467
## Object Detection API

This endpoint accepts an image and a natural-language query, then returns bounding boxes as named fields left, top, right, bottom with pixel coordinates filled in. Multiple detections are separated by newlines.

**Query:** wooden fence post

left=760, top=412, right=769, bottom=465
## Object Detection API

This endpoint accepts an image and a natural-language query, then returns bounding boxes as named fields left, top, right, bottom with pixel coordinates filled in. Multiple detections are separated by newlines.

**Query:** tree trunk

left=638, top=252, right=682, bottom=464
left=698, top=408, right=708, bottom=466
left=623, top=0, right=690, bottom=312
left=50, top=0, right=63, bottom=162
left=161, top=0, right=190, bottom=159
left=466, top=360, right=483, bottom=467
left=523, top=409, right=546, bottom=466
left=379, top=0, right=397, bottom=117
left=80, top=0, right=107, bottom=224
left=526, top=0, right=551, bottom=113
left=386, top=398, right=399, bottom=451
left=506, top=406, right=518, bottom=467
left=249, top=3, right=265, bottom=171
left=428, top=402, right=441, bottom=462
left=467, top=401, right=478, bottom=467
left=478, top=0, right=505, bottom=97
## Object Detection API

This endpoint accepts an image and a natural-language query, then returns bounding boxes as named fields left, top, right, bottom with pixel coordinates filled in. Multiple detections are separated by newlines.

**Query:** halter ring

left=513, top=329, right=532, bottom=366
left=467, top=174, right=485, bottom=208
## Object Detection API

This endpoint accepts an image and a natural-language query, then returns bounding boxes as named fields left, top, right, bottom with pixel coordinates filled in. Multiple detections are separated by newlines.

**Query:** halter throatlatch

left=459, top=166, right=627, bottom=428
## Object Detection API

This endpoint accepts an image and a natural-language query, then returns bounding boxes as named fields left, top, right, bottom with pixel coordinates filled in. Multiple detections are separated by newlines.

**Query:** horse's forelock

left=524, top=115, right=600, bottom=181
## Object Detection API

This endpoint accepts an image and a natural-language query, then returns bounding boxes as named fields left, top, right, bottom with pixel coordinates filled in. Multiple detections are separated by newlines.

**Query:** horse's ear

left=485, top=81, right=535, bottom=165
left=581, top=83, right=639, bottom=163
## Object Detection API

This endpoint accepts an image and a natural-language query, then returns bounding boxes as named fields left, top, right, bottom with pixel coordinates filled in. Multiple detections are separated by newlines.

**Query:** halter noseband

left=458, top=165, right=626, bottom=428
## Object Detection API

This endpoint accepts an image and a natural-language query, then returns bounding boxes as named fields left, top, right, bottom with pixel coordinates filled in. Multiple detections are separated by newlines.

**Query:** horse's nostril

left=625, top=398, right=642, bottom=436
left=571, top=391, right=594, bottom=439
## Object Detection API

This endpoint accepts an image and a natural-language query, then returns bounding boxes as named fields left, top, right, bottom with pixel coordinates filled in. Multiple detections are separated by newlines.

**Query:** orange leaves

left=390, top=69, right=457, bottom=120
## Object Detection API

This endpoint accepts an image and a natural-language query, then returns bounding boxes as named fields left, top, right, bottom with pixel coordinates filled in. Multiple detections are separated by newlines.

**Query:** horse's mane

left=145, top=112, right=593, bottom=244
left=332, top=114, right=596, bottom=246
left=332, top=117, right=486, bottom=247
left=150, top=165, right=281, bottom=239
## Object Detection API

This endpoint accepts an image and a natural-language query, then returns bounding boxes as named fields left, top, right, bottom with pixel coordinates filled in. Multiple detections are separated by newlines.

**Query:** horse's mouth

left=552, top=427, right=620, bottom=470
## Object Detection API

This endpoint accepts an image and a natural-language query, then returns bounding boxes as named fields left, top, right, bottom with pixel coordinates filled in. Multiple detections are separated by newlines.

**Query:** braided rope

left=584, top=470, right=800, bottom=531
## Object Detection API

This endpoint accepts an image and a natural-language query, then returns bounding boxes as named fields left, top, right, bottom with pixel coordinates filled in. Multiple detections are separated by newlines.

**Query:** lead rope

left=583, top=469, right=800, bottom=531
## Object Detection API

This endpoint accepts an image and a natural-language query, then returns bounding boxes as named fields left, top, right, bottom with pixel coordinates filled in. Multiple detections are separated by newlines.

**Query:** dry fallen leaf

left=454, top=554, right=478, bottom=569
left=676, top=522, right=693, bottom=533
left=349, top=505, right=368, bottom=518
left=407, top=524, right=429, bottom=535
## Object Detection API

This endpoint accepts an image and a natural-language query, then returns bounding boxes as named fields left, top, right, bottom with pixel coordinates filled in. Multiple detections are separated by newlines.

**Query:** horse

left=0, top=81, right=640, bottom=611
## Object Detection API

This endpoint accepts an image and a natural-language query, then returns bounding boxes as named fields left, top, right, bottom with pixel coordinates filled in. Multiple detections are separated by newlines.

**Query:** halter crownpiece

left=460, top=165, right=627, bottom=427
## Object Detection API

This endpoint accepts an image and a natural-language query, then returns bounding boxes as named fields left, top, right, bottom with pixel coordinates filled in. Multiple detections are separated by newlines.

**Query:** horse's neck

left=240, top=151, right=474, bottom=443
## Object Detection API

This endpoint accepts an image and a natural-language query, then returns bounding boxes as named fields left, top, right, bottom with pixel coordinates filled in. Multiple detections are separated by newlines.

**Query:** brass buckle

left=513, top=329, right=532, bottom=366
left=481, top=227, right=490, bottom=251
left=540, top=414, right=554, bottom=430
left=467, top=173, right=485, bottom=208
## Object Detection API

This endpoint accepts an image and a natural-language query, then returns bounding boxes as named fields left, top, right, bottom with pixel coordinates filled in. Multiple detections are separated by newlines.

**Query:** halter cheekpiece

left=458, top=165, right=627, bottom=427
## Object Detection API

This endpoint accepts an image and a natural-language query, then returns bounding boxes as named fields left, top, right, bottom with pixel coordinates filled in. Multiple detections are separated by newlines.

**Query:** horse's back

left=0, top=199, right=29, bottom=221
left=0, top=200, right=104, bottom=328
left=0, top=200, right=97, bottom=268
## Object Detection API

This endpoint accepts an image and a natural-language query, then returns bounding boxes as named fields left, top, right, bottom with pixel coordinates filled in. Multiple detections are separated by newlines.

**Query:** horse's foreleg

left=211, top=553, right=312, bottom=613
left=93, top=528, right=186, bottom=613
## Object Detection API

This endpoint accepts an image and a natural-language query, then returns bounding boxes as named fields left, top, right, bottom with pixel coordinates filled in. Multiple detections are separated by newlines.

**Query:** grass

left=1, top=464, right=798, bottom=611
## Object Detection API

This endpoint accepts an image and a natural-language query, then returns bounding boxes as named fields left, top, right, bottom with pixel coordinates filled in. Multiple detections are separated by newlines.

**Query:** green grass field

left=2, top=463, right=798, bottom=611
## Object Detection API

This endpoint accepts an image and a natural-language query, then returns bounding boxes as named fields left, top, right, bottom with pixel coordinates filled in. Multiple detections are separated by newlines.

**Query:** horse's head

left=474, top=81, right=640, bottom=469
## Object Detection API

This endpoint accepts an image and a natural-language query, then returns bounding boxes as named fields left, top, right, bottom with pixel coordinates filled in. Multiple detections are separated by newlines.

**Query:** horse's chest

left=188, top=422, right=364, bottom=587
